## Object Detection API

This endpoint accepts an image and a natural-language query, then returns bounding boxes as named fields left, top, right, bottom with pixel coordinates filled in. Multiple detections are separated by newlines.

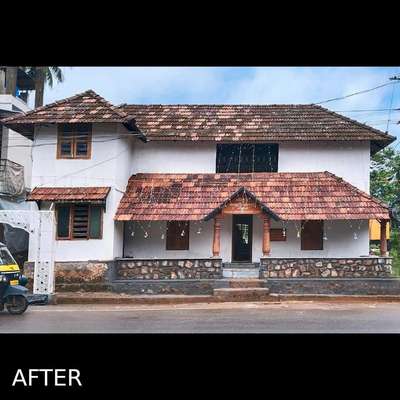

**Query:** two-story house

left=2, top=90, right=395, bottom=293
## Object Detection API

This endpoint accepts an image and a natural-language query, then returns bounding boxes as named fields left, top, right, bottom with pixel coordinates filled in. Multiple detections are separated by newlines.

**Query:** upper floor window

left=57, top=123, right=92, bottom=159
left=216, top=143, right=278, bottom=173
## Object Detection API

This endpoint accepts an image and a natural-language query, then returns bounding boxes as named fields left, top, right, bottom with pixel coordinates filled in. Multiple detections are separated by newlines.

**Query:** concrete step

left=227, top=279, right=265, bottom=288
left=54, top=292, right=215, bottom=305
left=224, top=263, right=259, bottom=269
left=213, top=287, right=272, bottom=302
left=223, top=268, right=260, bottom=279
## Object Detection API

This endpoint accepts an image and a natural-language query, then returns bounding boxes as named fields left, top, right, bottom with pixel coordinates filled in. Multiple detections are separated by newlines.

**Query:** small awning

left=28, top=187, right=111, bottom=203
left=115, top=172, right=390, bottom=221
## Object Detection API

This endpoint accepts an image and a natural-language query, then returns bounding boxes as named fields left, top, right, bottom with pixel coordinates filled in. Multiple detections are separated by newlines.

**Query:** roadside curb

left=51, top=292, right=400, bottom=305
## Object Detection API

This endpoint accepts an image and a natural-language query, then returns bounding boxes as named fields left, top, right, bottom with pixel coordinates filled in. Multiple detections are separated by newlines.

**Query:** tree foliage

left=370, top=146, right=400, bottom=224
left=23, top=66, right=64, bottom=88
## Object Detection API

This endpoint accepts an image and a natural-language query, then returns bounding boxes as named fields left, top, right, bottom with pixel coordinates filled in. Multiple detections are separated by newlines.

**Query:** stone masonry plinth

left=260, top=257, right=392, bottom=278
left=115, top=258, right=223, bottom=280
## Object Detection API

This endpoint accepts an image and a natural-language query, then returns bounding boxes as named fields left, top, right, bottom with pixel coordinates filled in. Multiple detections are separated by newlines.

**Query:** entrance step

left=223, top=268, right=260, bottom=279
left=213, top=287, right=272, bottom=302
left=227, top=279, right=265, bottom=288
left=224, top=263, right=259, bottom=269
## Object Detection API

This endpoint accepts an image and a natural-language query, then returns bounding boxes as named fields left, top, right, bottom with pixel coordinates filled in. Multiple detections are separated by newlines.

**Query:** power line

left=386, top=71, right=400, bottom=132
left=36, top=148, right=130, bottom=189
left=332, top=108, right=400, bottom=113
left=314, top=80, right=399, bottom=105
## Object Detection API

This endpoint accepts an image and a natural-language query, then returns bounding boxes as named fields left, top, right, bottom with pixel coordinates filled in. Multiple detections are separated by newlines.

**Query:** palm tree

left=24, top=67, right=64, bottom=108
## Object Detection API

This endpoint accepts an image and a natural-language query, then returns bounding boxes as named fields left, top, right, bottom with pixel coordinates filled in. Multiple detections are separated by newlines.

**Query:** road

left=2, top=301, right=400, bottom=333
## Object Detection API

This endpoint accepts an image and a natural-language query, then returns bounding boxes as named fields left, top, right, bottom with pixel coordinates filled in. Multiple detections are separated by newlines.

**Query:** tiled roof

left=115, top=172, right=390, bottom=221
left=2, top=89, right=394, bottom=150
left=28, top=186, right=111, bottom=202
left=2, top=90, right=136, bottom=136
left=121, top=104, right=395, bottom=149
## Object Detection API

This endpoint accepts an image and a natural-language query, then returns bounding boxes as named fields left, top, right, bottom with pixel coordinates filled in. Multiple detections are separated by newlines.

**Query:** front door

left=232, top=215, right=253, bottom=262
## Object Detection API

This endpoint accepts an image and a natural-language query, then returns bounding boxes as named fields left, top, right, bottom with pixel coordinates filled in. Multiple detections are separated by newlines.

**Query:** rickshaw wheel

left=6, top=295, right=28, bottom=315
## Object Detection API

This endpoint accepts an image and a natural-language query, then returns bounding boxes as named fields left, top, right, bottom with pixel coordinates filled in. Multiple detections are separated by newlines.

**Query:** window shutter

left=166, top=221, right=189, bottom=250
left=89, top=206, right=103, bottom=239
left=301, top=220, right=323, bottom=250
left=72, top=205, right=89, bottom=239
left=270, top=228, right=286, bottom=241
left=56, top=205, right=71, bottom=239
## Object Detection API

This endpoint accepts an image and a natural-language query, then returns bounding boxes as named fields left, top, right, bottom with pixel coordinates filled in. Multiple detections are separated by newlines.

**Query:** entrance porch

left=115, top=171, right=392, bottom=282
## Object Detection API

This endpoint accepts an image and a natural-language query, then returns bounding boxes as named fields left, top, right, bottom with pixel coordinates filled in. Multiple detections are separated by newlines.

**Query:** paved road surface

left=2, top=301, right=400, bottom=333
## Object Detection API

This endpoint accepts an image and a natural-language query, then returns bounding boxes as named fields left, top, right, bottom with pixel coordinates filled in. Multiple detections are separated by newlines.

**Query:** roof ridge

left=323, top=171, right=390, bottom=211
left=123, top=103, right=315, bottom=107
left=85, top=90, right=130, bottom=120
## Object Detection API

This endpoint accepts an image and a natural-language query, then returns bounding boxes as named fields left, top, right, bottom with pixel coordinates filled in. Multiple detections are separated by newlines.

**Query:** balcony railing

left=0, top=159, right=25, bottom=197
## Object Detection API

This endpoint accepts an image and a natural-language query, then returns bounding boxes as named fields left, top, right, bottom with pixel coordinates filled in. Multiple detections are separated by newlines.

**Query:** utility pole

left=389, top=76, right=400, bottom=127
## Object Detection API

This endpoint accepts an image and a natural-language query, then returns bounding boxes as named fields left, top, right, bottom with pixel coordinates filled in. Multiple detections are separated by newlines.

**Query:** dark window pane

left=89, top=206, right=102, bottom=239
left=76, top=141, right=88, bottom=156
left=166, top=221, right=189, bottom=250
left=216, top=143, right=279, bottom=173
left=60, top=141, right=72, bottom=156
left=57, top=206, right=70, bottom=238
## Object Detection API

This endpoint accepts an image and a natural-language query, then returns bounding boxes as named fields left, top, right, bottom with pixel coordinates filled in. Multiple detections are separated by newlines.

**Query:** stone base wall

left=24, top=261, right=113, bottom=292
left=266, top=278, right=400, bottom=295
left=261, top=257, right=392, bottom=278
left=115, top=258, right=223, bottom=280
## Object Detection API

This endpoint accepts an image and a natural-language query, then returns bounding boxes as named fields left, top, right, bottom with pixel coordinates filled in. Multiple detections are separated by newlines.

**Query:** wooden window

left=56, top=204, right=103, bottom=240
left=301, top=220, right=323, bottom=250
left=270, top=228, right=286, bottom=241
left=166, top=221, right=189, bottom=250
left=216, top=143, right=279, bottom=173
left=57, top=123, right=92, bottom=159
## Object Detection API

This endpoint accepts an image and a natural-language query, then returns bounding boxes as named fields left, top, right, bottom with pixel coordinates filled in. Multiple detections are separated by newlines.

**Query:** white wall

left=131, top=141, right=217, bottom=174
left=279, top=141, right=370, bottom=192
left=29, top=126, right=372, bottom=263
left=130, top=140, right=370, bottom=191
left=29, top=123, right=134, bottom=262
left=123, top=217, right=369, bottom=261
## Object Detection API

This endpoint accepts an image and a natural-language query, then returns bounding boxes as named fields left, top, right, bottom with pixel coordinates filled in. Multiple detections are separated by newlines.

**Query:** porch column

left=380, top=219, right=388, bottom=256
left=212, top=215, right=223, bottom=257
left=262, top=214, right=271, bottom=256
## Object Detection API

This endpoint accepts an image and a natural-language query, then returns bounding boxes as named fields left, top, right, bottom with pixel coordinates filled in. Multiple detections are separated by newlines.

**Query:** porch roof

left=28, top=186, right=111, bottom=203
left=114, top=172, right=390, bottom=221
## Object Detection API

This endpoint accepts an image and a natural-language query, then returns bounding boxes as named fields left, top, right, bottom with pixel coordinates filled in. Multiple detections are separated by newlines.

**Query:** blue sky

left=38, top=67, right=400, bottom=145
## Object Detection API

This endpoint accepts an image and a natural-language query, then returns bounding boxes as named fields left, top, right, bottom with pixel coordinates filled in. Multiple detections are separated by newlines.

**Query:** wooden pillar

left=380, top=219, right=388, bottom=256
left=212, top=215, right=223, bottom=257
left=262, top=214, right=271, bottom=256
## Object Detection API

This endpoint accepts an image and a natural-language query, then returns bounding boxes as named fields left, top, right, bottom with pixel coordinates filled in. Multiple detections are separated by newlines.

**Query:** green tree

left=371, top=146, right=400, bottom=220
left=23, top=67, right=64, bottom=108
left=371, top=146, right=400, bottom=273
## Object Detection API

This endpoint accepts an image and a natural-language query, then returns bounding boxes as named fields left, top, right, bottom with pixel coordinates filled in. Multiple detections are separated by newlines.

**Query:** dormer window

left=57, top=123, right=92, bottom=159
left=216, top=143, right=278, bottom=173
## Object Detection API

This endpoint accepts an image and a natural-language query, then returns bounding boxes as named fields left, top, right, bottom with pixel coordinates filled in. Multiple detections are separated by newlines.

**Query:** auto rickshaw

left=0, top=242, right=29, bottom=315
